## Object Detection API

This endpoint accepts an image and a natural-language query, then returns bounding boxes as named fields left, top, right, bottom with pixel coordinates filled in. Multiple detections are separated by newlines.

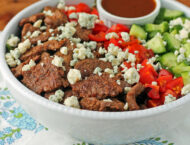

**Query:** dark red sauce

left=102, top=0, right=156, bottom=18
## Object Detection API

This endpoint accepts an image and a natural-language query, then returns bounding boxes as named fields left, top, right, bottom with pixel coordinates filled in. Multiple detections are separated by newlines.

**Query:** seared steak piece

left=75, top=24, right=92, bottom=41
left=72, top=73, right=123, bottom=100
left=74, top=59, right=113, bottom=78
left=126, top=83, right=145, bottom=111
left=80, top=97, right=124, bottom=111
left=19, top=13, right=45, bottom=27
left=22, top=52, right=69, bottom=94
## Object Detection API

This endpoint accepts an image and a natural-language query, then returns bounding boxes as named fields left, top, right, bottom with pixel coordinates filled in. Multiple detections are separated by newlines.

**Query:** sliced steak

left=75, top=25, right=92, bottom=41
left=74, top=59, right=113, bottom=78
left=19, top=13, right=45, bottom=27
left=22, top=52, right=69, bottom=94
left=20, top=40, right=66, bottom=61
left=72, top=73, right=123, bottom=100
left=44, top=10, right=68, bottom=28
left=11, top=55, right=40, bottom=78
left=21, top=23, right=39, bottom=40
left=126, top=83, right=145, bottom=111
left=80, top=97, right=124, bottom=111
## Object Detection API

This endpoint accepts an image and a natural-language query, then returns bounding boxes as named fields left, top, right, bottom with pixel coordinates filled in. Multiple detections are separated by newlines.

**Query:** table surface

left=0, top=0, right=189, bottom=31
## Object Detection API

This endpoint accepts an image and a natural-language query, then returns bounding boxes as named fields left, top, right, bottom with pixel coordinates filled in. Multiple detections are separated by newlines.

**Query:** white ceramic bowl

left=97, top=0, right=161, bottom=27
left=0, top=0, right=190, bottom=144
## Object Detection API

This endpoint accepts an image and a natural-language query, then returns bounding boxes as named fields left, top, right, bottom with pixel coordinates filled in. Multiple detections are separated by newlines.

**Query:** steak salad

left=5, top=0, right=190, bottom=111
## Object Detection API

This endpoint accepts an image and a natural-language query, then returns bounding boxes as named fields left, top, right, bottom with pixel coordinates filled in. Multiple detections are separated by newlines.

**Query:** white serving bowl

left=97, top=0, right=161, bottom=27
left=0, top=0, right=190, bottom=144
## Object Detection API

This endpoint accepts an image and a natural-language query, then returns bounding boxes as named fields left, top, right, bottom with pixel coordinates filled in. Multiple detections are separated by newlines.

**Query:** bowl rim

left=1, top=0, right=190, bottom=120
left=97, top=0, right=161, bottom=21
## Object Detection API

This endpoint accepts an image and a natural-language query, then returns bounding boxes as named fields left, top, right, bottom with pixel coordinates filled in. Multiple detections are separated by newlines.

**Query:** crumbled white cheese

left=52, top=55, right=65, bottom=70
left=78, top=13, right=97, bottom=29
left=22, top=59, right=36, bottom=72
left=57, top=0, right=65, bottom=9
left=69, top=13, right=78, bottom=19
left=49, top=89, right=64, bottom=103
left=67, top=69, right=82, bottom=84
left=103, top=99, right=112, bottom=102
left=124, top=102, right=129, bottom=110
left=5, top=53, right=17, bottom=67
left=49, top=29, right=54, bottom=33
left=164, top=94, right=176, bottom=104
left=98, top=47, right=107, bottom=55
left=104, top=68, right=114, bottom=74
left=124, top=87, right=131, bottom=94
left=60, top=47, right=68, bottom=55
left=37, top=40, right=43, bottom=46
left=179, top=28, right=189, bottom=39
left=10, top=48, right=21, bottom=59
left=93, top=67, right=102, bottom=75
left=177, top=54, right=185, bottom=63
left=105, top=32, right=119, bottom=40
left=40, top=26, right=47, bottom=31
left=152, top=81, right=158, bottom=86
left=83, top=41, right=97, bottom=50
left=7, top=35, right=20, bottom=47
left=43, top=10, right=53, bottom=16
left=174, top=50, right=179, bottom=56
left=182, top=84, right=190, bottom=95
left=121, top=32, right=130, bottom=42
left=70, top=59, right=78, bottom=67
left=58, top=22, right=76, bottom=39
left=64, top=96, right=80, bottom=109
left=124, top=68, right=140, bottom=85
left=116, top=80, right=121, bottom=85
left=169, top=18, right=183, bottom=28
left=74, top=47, right=86, bottom=60
left=128, top=53, right=136, bottom=63
left=30, top=30, right=41, bottom=38
left=108, top=43, right=122, bottom=56
left=18, top=39, right=31, bottom=54
left=33, top=19, right=42, bottom=28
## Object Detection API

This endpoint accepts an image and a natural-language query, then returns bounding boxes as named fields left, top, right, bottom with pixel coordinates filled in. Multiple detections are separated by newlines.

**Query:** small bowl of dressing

left=97, top=0, right=161, bottom=27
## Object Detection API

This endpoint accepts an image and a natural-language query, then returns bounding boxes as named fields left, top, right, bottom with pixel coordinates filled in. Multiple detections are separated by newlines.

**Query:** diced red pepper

left=147, top=99, right=161, bottom=108
left=89, top=32, right=107, bottom=42
left=123, top=61, right=132, bottom=69
left=166, top=77, right=184, bottom=96
left=157, top=75, right=173, bottom=92
left=108, top=24, right=130, bottom=33
left=145, top=84, right=160, bottom=99
left=159, top=69, right=173, bottom=78
left=160, top=89, right=177, bottom=104
left=109, top=38, right=120, bottom=47
left=93, top=23, right=108, bottom=34
left=140, top=64, right=158, bottom=84
left=76, top=3, right=91, bottom=13
left=91, top=8, right=99, bottom=16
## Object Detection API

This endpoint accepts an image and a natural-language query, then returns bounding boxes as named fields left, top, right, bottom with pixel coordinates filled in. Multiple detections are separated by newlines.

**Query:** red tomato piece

left=108, top=24, right=130, bottom=33
left=123, top=61, right=132, bottom=68
left=109, top=38, right=120, bottom=47
left=157, top=75, right=173, bottom=92
left=76, top=3, right=91, bottom=13
left=159, top=69, right=173, bottom=78
left=93, top=23, right=108, bottom=34
left=91, top=8, right=99, bottom=16
left=89, top=32, right=107, bottom=42
left=141, top=59, right=148, bottom=67
left=147, top=99, right=161, bottom=108
left=145, top=84, right=160, bottom=99
left=166, top=77, right=184, bottom=96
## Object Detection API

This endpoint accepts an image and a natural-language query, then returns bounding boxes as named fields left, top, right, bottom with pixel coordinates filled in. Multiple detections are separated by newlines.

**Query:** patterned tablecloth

left=1, top=1, right=190, bottom=143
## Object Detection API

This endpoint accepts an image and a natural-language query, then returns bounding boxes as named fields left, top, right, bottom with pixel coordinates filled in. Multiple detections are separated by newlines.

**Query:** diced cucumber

left=160, top=52, right=178, bottom=68
left=184, top=43, right=190, bottom=58
left=6, top=44, right=14, bottom=52
left=146, top=36, right=166, bottom=54
left=163, top=33, right=181, bottom=51
left=171, top=63, right=190, bottom=76
left=163, top=9, right=184, bottom=20
left=147, top=31, right=159, bottom=39
left=181, top=72, right=190, bottom=85
left=130, top=24, right=147, bottom=40
left=155, top=8, right=166, bottom=24
left=145, top=22, right=169, bottom=33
